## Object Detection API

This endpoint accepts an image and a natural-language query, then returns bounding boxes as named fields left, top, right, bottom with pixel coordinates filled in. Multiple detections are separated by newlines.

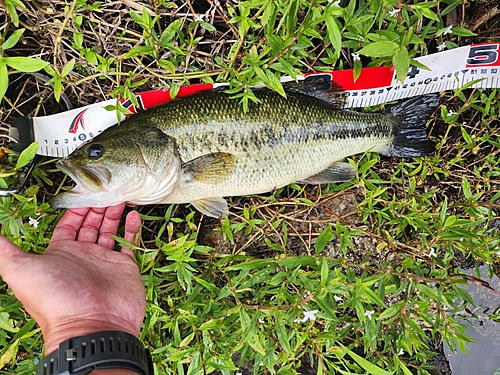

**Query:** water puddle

left=445, top=265, right=500, bottom=375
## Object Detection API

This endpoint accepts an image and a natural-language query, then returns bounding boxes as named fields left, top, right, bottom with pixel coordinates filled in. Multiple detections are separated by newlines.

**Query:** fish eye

left=87, top=144, right=105, bottom=159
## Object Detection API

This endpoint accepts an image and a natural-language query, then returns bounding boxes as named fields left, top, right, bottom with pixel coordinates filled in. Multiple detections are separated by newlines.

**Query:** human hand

left=0, top=204, right=145, bottom=354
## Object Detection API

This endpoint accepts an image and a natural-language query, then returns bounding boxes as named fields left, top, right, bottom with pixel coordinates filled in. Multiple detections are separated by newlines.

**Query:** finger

left=76, top=207, right=107, bottom=243
left=97, top=204, right=127, bottom=250
left=51, top=208, right=90, bottom=242
left=121, top=210, right=142, bottom=256
left=0, top=236, right=30, bottom=284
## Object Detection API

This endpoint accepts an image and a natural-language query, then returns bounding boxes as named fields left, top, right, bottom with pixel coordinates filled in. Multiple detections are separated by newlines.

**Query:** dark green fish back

left=130, top=90, right=394, bottom=162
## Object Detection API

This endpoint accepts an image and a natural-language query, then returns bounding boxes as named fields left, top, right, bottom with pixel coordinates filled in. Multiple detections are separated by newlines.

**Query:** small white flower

left=389, top=8, right=400, bottom=17
left=303, top=309, right=319, bottom=321
left=295, top=309, right=319, bottom=323
left=443, top=25, right=453, bottom=35
left=428, top=248, right=436, bottom=258
left=351, top=53, right=360, bottom=61
left=398, top=348, right=405, bottom=356
left=328, top=0, right=341, bottom=6
left=258, top=317, right=265, bottom=324
left=364, top=310, right=375, bottom=320
left=194, top=14, right=204, bottom=22
left=437, top=43, right=447, bottom=52
left=236, top=373, right=242, bottom=375
left=334, top=295, right=343, bottom=302
left=259, top=362, right=264, bottom=367
left=29, top=217, right=40, bottom=228
left=446, top=110, right=457, bottom=117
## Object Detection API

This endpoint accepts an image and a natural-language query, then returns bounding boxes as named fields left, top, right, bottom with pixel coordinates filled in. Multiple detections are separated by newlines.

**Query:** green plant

left=1, top=0, right=499, bottom=374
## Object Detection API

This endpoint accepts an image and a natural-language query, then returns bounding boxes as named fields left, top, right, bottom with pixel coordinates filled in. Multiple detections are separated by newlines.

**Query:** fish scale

left=137, top=90, right=395, bottom=202
left=137, top=90, right=393, bottom=158
left=51, top=88, right=440, bottom=218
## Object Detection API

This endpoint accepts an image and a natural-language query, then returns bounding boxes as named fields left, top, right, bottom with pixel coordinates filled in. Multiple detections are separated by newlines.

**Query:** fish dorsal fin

left=282, top=74, right=346, bottom=109
left=192, top=197, right=229, bottom=218
left=300, top=162, right=356, bottom=184
left=182, top=152, right=236, bottom=184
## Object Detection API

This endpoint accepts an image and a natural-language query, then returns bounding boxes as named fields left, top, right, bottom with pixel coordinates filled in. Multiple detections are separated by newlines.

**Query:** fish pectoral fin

left=300, top=162, right=356, bottom=184
left=182, top=152, right=236, bottom=184
left=192, top=197, right=229, bottom=218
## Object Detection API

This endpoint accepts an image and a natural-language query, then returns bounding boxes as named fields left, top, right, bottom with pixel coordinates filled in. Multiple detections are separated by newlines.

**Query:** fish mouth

left=56, top=159, right=111, bottom=194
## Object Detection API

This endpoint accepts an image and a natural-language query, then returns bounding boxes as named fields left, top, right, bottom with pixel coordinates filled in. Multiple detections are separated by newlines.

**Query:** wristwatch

left=37, top=331, right=154, bottom=375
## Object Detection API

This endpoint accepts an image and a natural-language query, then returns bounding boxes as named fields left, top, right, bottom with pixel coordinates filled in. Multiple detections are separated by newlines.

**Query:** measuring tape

left=9, top=42, right=500, bottom=158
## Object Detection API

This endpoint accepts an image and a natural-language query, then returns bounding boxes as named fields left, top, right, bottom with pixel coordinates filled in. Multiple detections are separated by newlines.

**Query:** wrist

left=43, top=318, right=140, bottom=354
left=38, top=331, right=153, bottom=375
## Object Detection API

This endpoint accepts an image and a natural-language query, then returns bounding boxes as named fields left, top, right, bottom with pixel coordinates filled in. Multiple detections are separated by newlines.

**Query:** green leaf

left=0, top=312, right=17, bottom=332
left=73, top=32, right=84, bottom=49
left=394, top=356, right=414, bottom=375
left=358, top=41, right=399, bottom=57
left=315, top=225, right=333, bottom=254
left=122, top=45, right=155, bottom=58
left=186, top=351, right=202, bottom=375
left=340, top=344, right=394, bottom=375
left=0, top=61, right=8, bottom=102
left=415, top=284, right=438, bottom=301
left=61, top=58, right=76, bottom=77
left=275, top=315, right=292, bottom=354
left=2, top=29, right=24, bottom=50
left=321, top=258, right=329, bottom=285
left=378, top=300, right=405, bottom=320
left=353, top=59, right=362, bottom=82
left=440, top=196, right=448, bottom=224
left=4, top=56, right=48, bottom=72
left=325, top=15, right=341, bottom=57
left=453, top=284, right=475, bottom=306
left=53, top=78, right=64, bottom=102
left=461, top=176, right=472, bottom=200
left=450, top=27, right=476, bottom=37
left=393, top=47, right=409, bottom=83
left=200, top=21, right=216, bottom=31
left=265, top=69, right=285, bottom=96
left=16, top=142, right=38, bottom=169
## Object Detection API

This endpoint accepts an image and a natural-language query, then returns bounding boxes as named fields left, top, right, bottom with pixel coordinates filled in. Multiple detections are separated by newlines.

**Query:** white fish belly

left=163, top=134, right=392, bottom=204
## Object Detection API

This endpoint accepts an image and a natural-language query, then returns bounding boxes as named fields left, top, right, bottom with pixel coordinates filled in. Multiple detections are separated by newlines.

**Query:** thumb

left=0, top=235, right=30, bottom=284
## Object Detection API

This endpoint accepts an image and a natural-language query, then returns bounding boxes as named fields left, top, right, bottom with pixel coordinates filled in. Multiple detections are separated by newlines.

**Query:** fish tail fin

left=382, top=94, right=440, bottom=157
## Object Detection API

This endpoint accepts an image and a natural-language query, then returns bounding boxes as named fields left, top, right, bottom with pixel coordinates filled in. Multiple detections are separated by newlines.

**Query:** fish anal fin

left=182, top=152, right=236, bottom=184
left=192, top=197, right=228, bottom=218
left=301, top=162, right=356, bottom=184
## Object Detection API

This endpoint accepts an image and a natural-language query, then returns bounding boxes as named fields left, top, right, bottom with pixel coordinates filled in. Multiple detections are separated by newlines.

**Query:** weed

left=1, top=0, right=500, bottom=374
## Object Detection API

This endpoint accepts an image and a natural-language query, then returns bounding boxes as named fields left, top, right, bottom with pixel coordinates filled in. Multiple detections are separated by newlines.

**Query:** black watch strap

left=37, top=330, right=154, bottom=375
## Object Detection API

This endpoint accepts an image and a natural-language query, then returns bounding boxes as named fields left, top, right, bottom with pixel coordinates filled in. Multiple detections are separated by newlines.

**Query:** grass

left=1, top=0, right=500, bottom=374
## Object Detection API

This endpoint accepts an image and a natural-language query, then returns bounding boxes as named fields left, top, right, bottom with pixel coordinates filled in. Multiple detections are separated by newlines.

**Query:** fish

left=50, top=85, right=440, bottom=218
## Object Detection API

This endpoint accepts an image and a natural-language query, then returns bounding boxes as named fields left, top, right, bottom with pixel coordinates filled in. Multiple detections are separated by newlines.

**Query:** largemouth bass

left=50, top=87, right=440, bottom=218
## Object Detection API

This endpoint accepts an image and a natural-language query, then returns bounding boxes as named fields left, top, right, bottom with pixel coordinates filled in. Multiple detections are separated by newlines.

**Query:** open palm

left=0, top=204, right=145, bottom=354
